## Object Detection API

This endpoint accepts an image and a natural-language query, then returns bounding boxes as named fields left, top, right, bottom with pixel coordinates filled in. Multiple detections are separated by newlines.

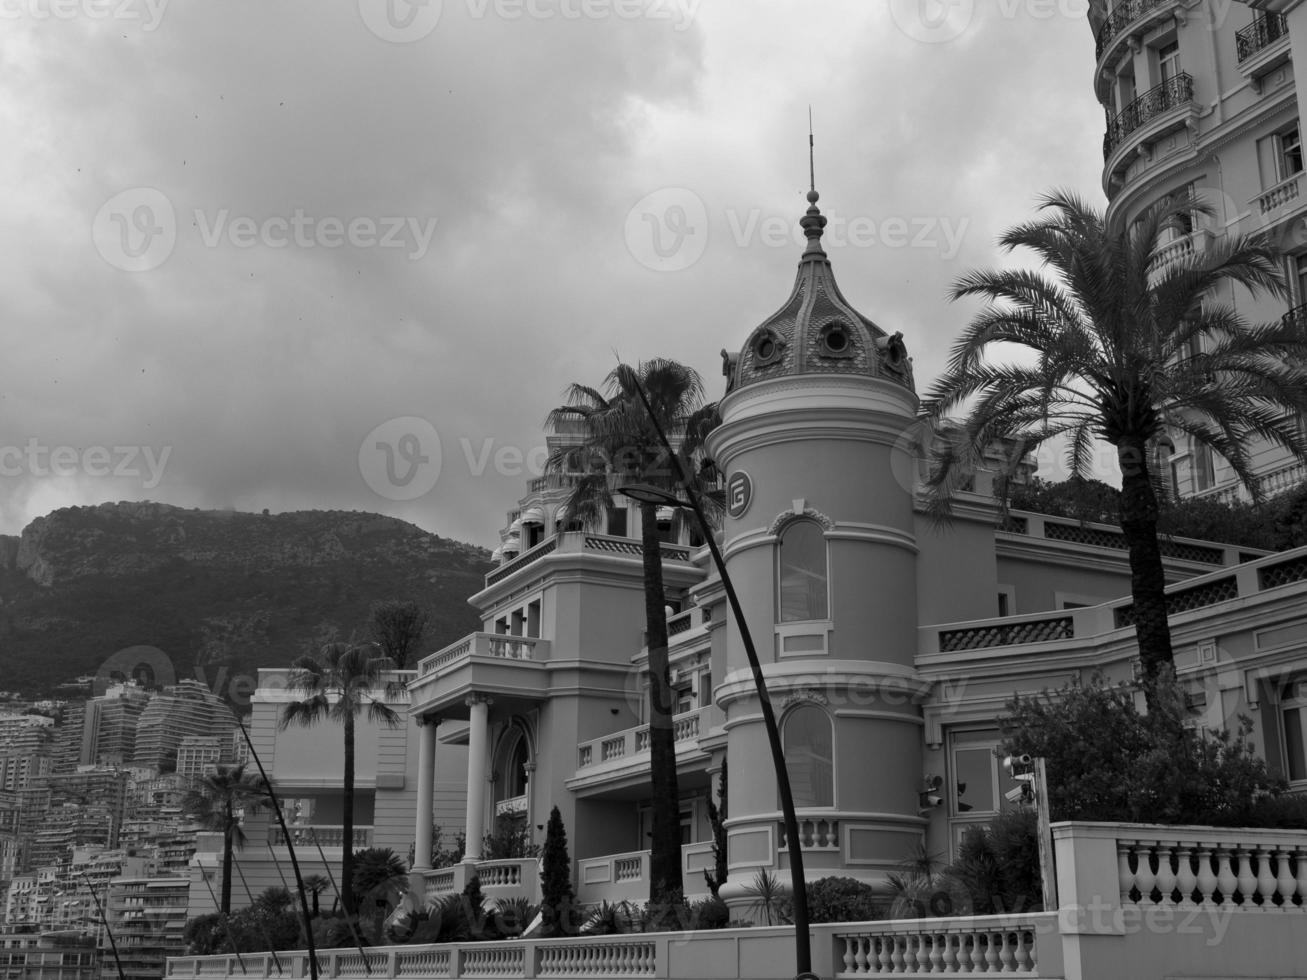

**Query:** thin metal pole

left=308, top=828, right=371, bottom=971
left=79, top=870, right=127, bottom=980
left=236, top=721, right=320, bottom=980
left=197, top=860, right=249, bottom=974
left=234, top=854, right=285, bottom=974
left=629, top=380, right=812, bottom=978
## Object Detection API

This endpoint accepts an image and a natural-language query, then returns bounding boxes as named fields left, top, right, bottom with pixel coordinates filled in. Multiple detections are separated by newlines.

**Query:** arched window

left=777, top=520, right=828, bottom=622
left=783, top=704, right=834, bottom=808
left=495, top=728, right=531, bottom=804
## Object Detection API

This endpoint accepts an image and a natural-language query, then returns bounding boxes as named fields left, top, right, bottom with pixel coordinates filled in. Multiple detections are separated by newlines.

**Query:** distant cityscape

left=0, top=676, right=241, bottom=980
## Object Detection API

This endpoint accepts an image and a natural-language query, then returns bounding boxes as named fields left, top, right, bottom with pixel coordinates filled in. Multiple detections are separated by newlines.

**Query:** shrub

left=944, top=810, right=1042, bottom=915
left=1001, top=670, right=1289, bottom=826
left=483, top=814, right=540, bottom=859
left=540, top=806, right=579, bottom=937
left=686, top=896, right=731, bottom=930
left=804, top=877, right=879, bottom=923
left=581, top=900, right=640, bottom=935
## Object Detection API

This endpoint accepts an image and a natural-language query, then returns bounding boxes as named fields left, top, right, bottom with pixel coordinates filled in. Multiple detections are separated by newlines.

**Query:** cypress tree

left=540, top=806, right=576, bottom=938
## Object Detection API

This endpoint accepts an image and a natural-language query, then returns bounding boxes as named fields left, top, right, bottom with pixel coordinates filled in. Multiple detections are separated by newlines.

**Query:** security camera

left=1003, top=753, right=1032, bottom=771
left=1005, top=785, right=1031, bottom=805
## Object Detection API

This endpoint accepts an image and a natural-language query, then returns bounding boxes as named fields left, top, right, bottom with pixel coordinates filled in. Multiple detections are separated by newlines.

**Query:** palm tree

left=302, top=875, right=331, bottom=917
left=181, top=763, right=271, bottom=915
left=351, top=846, right=409, bottom=942
left=280, top=642, right=403, bottom=915
left=545, top=358, right=719, bottom=904
left=922, top=189, right=1307, bottom=701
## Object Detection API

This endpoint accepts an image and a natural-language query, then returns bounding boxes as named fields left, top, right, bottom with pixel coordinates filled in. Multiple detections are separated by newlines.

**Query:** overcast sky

left=0, top=0, right=1105, bottom=549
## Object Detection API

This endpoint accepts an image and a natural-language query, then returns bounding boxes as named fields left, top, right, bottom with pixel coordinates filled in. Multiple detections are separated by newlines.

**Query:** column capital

left=415, top=713, right=441, bottom=728
left=465, top=694, right=494, bottom=708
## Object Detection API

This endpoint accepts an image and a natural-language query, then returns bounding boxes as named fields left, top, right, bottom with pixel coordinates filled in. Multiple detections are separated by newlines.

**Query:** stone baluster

left=1255, top=848, right=1278, bottom=907
left=1117, top=840, right=1136, bottom=904
left=1193, top=844, right=1217, bottom=906
left=1215, top=845, right=1238, bottom=905
left=1134, top=844, right=1157, bottom=905
left=1174, top=843, right=1197, bottom=905
left=1235, top=849, right=1257, bottom=906
left=879, top=935, right=894, bottom=973
left=1275, top=849, right=1296, bottom=909
left=1155, top=841, right=1177, bottom=904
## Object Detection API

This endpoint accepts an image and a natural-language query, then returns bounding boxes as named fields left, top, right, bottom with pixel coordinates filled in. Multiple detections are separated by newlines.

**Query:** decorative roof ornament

left=725, top=117, right=914, bottom=395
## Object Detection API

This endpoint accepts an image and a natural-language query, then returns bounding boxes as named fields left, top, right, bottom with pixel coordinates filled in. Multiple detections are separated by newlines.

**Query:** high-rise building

left=131, top=681, right=233, bottom=774
left=0, top=716, right=54, bottom=793
left=82, top=688, right=149, bottom=769
left=0, top=931, right=98, bottom=980
left=1088, top=0, right=1307, bottom=500
left=172, top=737, right=223, bottom=781
left=98, top=877, right=188, bottom=980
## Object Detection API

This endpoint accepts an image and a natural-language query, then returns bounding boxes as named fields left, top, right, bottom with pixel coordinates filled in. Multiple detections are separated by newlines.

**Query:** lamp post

left=617, top=386, right=813, bottom=980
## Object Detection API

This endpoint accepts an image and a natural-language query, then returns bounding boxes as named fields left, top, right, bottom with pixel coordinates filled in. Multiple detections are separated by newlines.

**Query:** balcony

left=1236, top=13, right=1289, bottom=74
left=1095, top=0, right=1178, bottom=64
left=267, top=824, right=373, bottom=849
left=1103, top=72, right=1194, bottom=163
left=1254, top=172, right=1302, bottom=222
left=415, top=859, right=539, bottom=906
left=416, top=633, right=549, bottom=679
left=573, top=706, right=709, bottom=774
left=1147, top=227, right=1214, bottom=276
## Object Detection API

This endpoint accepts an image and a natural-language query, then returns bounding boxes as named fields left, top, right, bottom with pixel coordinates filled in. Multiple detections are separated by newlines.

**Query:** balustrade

left=1116, top=835, right=1307, bottom=908
left=837, top=926, right=1039, bottom=976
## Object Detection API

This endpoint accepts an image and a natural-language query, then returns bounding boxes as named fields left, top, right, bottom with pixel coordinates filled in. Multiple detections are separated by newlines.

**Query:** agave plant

left=581, top=900, right=640, bottom=935
left=743, top=868, right=791, bottom=927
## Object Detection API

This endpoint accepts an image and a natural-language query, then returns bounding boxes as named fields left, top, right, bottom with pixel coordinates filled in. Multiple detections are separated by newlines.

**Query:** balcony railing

left=268, top=824, right=372, bottom=848
left=1283, top=300, right=1307, bottom=334
left=1236, top=12, right=1288, bottom=62
left=575, top=706, right=708, bottom=770
left=1095, top=0, right=1174, bottom=60
left=1104, top=72, right=1193, bottom=159
left=416, top=633, right=549, bottom=678
left=1256, top=172, right=1301, bottom=215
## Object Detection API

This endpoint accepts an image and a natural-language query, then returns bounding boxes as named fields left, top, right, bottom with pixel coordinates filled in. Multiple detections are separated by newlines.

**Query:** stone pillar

left=412, top=715, right=438, bottom=870
left=463, top=695, right=492, bottom=861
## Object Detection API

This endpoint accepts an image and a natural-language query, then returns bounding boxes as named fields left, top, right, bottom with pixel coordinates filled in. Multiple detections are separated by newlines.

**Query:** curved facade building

left=1090, top=0, right=1306, bottom=500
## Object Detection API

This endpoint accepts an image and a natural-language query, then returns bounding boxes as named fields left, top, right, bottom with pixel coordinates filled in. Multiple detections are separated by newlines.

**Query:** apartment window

left=777, top=520, right=829, bottom=623
left=1280, top=679, right=1307, bottom=782
left=950, top=731, right=1025, bottom=818
left=1157, top=41, right=1181, bottom=85
left=783, top=705, right=834, bottom=808
left=1159, top=183, right=1196, bottom=243
left=1280, top=127, right=1304, bottom=179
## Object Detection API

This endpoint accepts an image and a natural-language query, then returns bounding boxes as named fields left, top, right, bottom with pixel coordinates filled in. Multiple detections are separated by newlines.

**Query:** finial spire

left=800, top=106, right=826, bottom=256
left=808, top=105, right=815, bottom=195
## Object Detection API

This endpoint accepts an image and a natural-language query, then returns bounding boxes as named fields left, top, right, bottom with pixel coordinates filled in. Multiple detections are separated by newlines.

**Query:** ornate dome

left=725, top=190, right=914, bottom=395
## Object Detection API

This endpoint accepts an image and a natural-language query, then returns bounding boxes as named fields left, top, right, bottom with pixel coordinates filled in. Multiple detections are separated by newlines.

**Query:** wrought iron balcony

left=1104, top=73, right=1193, bottom=160
left=1095, top=0, right=1174, bottom=60
left=1283, top=300, right=1307, bottom=335
left=1236, top=13, right=1288, bottom=62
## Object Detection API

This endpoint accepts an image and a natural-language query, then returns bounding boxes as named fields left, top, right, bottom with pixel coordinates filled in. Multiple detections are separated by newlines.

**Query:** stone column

left=462, top=695, right=492, bottom=862
left=412, top=715, right=438, bottom=870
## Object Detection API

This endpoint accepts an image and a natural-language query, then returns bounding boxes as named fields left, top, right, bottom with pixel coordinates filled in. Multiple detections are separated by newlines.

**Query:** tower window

left=818, top=322, right=854, bottom=358
left=783, top=705, right=834, bottom=808
left=777, top=520, right=828, bottom=622
left=753, top=330, right=785, bottom=366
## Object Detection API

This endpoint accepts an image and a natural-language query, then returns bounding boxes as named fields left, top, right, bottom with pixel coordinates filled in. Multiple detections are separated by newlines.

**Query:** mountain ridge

left=0, top=501, right=491, bottom=698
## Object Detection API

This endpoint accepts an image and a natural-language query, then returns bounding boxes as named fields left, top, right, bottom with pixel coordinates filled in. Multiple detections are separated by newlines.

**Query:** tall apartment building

left=131, top=681, right=233, bottom=773
left=0, top=931, right=98, bottom=980
left=81, top=688, right=148, bottom=768
left=1088, top=0, right=1307, bottom=500
left=172, top=737, right=223, bottom=780
left=99, top=877, right=188, bottom=980
left=0, top=717, right=53, bottom=793
left=49, top=705, right=86, bottom=777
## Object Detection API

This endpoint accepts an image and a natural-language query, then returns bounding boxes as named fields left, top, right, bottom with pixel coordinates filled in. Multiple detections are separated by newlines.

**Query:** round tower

left=707, top=188, right=927, bottom=905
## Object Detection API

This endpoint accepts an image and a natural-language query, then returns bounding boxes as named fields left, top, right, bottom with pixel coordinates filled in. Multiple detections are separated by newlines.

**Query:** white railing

left=416, top=859, right=539, bottom=903
left=1257, top=173, right=1302, bottom=214
left=495, top=794, right=527, bottom=817
left=576, top=841, right=718, bottom=905
left=1113, top=827, right=1307, bottom=908
left=835, top=914, right=1054, bottom=976
left=779, top=817, right=841, bottom=850
left=576, top=707, right=709, bottom=771
left=268, top=824, right=372, bottom=848
left=416, top=633, right=550, bottom=678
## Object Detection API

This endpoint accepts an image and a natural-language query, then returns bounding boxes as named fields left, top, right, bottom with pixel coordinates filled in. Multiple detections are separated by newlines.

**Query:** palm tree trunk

left=342, top=712, right=356, bottom=915
left=1117, top=437, right=1173, bottom=707
left=641, top=501, right=683, bottom=904
left=221, top=803, right=234, bottom=915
